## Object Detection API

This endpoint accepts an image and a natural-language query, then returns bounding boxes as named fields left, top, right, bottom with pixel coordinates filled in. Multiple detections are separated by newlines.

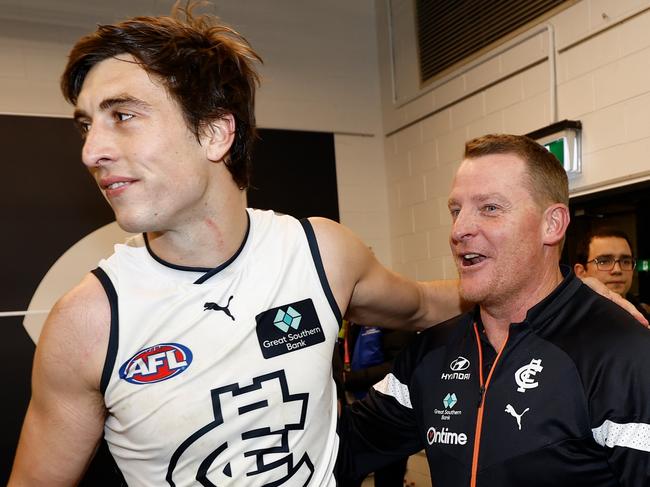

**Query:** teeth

left=463, top=253, right=480, bottom=259
left=107, top=181, right=129, bottom=190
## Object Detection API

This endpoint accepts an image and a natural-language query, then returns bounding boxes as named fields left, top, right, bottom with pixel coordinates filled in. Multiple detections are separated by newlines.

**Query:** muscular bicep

left=9, top=274, right=110, bottom=486
left=310, top=217, right=463, bottom=330
left=347, top=260, right=425, bottom=327
left=308, top=217, right=416, bottom=326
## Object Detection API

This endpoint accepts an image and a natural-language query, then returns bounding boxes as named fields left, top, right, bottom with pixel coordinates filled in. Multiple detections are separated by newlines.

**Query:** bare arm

left=312, top=218, right=647, bottom=330
left=310, top=217, right=465, bottom=330
left=9, top=273, right=110, bottom=486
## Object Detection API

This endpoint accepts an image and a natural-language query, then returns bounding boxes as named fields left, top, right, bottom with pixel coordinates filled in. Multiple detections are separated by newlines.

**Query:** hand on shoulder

left=580, top=276, right=649, bottom=328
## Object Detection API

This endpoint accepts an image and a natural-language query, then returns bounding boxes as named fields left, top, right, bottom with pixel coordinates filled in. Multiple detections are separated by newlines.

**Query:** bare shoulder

left=36, top=272, right=111, bottom=392
left=306, top=217, right=373, bottom=308
left=9, top=274, right=110, bottom=485
left=306, top=217, right=463, bottom=329
left=307, top=217, right=371, bottom=263
left=307, top=217, right=409, bottom=324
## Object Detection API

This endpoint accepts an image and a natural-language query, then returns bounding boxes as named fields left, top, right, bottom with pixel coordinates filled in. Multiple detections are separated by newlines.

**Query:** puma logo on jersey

left=505, top=404, right=529, bottom=430
left=204, top=296, right=235, bottom=321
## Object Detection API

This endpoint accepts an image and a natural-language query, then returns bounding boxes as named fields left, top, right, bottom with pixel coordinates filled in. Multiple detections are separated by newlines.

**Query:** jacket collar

left=472, top=265, right=582, bottom=334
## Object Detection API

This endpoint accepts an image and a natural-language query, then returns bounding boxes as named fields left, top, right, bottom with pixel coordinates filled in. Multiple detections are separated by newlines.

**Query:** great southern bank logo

left=426, top=426, right=467, bottom=446
left=273, top=306, right=302, bottom=332
left=435, top=393, right=462, bottom=421
left=256, top=299, right=325, bottom=359
left=443, top=393, right=457, bottom=409
left=119, top=343, right=192, bottom=384
left=441, top=356, right=471, bottom=381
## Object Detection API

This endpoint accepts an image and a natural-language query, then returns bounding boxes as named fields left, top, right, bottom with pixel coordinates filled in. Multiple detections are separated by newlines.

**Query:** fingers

left=580, top=276, right=649, bottom=328
left=609, top=292, right=650, bottom=328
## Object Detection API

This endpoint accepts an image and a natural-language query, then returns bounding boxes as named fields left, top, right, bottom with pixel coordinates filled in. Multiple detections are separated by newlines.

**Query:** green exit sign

left=638, top=259, right=650, bottom=272
left=542, top=134, right=580, bottom=175
left=544, top=138, right=565, bottom=165
left=527, top=120, right=582, bottom=176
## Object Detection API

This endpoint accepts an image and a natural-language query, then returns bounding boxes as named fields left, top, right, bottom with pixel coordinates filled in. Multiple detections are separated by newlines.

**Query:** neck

left=480, top=263, right=563, bottom=350
left=147, top=188, right=248, bottom=268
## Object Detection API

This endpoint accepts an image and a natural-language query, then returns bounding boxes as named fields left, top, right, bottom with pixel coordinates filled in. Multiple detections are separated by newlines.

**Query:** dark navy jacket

left=339, top=271, right=650, bottom=486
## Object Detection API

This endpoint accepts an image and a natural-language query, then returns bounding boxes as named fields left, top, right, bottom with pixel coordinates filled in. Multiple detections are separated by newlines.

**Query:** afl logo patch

left=119, top=343, right=193, bottom=384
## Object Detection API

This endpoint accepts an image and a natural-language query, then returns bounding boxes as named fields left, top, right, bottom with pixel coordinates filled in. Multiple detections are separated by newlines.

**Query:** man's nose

left=81, top=124, right=115, bottom=168
left=610, top=260, right=624, bottom=273
left=450, top=210, right=478, bottom=243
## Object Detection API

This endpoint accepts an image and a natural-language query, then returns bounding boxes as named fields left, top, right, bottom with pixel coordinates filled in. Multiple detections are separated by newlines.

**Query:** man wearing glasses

left=574, top=228, right=649, bottom=319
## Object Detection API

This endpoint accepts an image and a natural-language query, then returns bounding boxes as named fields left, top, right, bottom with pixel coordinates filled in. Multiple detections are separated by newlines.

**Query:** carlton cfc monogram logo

left=515, top=358, right=544, bottom=393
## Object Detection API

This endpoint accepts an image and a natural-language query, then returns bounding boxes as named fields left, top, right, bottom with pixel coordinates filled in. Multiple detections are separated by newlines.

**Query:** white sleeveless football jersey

left=95, top=209, right=341, bottom=486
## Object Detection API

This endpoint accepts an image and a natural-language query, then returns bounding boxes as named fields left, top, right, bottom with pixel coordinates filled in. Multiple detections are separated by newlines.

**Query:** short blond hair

left=464, top=133, right=569, bottom=209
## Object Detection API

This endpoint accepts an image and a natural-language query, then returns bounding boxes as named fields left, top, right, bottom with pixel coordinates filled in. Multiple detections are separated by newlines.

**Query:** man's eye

left=115, top=112, right=134, bottom=122
left=621, top=258, right=634, bottom=266
left=597, top=257, right=614, bottom=266
left=75, top=121, right=91, bottom=136
left=482, top=205, right=498, bottom=213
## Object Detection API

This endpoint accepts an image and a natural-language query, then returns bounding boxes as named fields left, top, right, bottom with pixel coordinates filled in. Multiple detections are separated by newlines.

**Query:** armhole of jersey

left=91, top=267, right=119, bottom=395
left=299, top=218, right=343, bottom=325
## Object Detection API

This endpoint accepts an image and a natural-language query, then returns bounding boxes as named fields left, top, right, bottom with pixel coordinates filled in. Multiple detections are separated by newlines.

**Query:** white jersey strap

left=373, top=373, right=412, bottom=409
left=592, top=420, right=650, bottom=452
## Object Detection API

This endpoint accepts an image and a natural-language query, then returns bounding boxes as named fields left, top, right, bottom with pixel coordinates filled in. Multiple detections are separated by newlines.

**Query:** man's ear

left=201, top=114, right=235, bottom=162
left=542, top=203, right=570, bottom=246
left=574, top=263, right=587, bottom=278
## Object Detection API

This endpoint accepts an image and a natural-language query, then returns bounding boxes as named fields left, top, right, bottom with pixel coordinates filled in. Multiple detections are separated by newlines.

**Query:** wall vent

left=416, top=0, right=568, bottom=83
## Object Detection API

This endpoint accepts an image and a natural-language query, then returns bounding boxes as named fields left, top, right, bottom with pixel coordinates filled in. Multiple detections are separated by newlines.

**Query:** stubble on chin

left=458, top=281, right=487, bottom=306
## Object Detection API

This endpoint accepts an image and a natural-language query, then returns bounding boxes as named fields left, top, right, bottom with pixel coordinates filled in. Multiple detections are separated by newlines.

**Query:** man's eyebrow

left=473, top=192, right=507, bottom=202
left=595, top=254, right=634, bottom=259
left=447, top=193, right=506, bottom=207
left=447, top=197, right=460, bottom=208
left=99, top=95, right=151, bottom=112
left=73, top=95, right=152, bottom=121
left=72, top=108, right=88, bottom=122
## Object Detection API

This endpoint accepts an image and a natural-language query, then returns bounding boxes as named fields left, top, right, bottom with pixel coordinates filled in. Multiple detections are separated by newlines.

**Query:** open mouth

left=106, top=181, right=131, bottom=190
left=461, top=253, right=486, bottom=267
left=99, top=178, right=137, bottom=196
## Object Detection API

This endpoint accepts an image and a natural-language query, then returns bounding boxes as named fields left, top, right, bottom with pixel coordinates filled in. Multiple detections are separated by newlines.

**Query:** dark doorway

left=563, top=180, right=650, bottom=303
left=248, top=128, right=338, bottom=222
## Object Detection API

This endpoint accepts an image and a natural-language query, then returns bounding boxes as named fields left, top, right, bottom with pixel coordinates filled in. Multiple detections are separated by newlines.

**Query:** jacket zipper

left=469, top=323, right=509, bottom=487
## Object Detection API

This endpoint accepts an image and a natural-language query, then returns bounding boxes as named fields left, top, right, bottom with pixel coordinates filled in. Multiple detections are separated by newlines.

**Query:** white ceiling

left=0, top=1, right=372, bottom=32
left=0, top=1, right=382, bottom=133
left=0, top=0, right=175, bottom=29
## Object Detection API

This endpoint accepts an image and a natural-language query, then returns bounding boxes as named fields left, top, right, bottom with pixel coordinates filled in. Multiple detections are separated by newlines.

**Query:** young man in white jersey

left=8, top=5, right=643, bottom=487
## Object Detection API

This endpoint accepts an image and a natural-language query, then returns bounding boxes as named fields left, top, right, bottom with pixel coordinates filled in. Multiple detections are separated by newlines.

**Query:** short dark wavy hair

left=61, top=3, right=261, bottom=189
left=575, top=227, right=634, bottom=266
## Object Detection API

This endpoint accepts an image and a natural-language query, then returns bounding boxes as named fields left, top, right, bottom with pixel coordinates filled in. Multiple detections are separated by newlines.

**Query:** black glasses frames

left=586, top=256, right=637, bottom=271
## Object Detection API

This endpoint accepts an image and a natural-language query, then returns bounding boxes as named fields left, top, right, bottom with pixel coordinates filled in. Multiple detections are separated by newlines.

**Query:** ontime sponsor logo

left=426, top=426, right=468, bottom=446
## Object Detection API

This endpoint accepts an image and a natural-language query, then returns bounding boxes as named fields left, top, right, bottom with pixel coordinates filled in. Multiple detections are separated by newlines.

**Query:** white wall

left=0, top=0, right=392, bottom=265
left=377, top=0, right=650, bottom=279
